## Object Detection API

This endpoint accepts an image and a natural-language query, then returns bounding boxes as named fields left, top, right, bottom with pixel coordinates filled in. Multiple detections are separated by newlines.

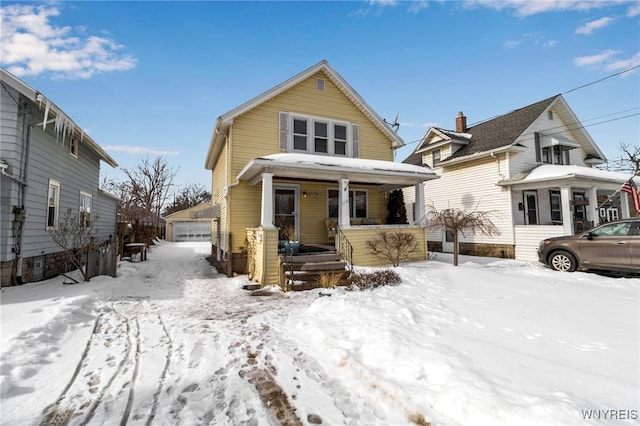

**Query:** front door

left=442, top=228, right=455, bottom=253
left=274, top=186, right=299, bottom=241
left=523, top=190, right=538, bottom=225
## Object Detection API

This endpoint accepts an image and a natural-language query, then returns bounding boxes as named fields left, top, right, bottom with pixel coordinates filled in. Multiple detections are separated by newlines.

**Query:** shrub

left=366, top=230, right=420, bottom=267
left=346, top=269, right=401, bottom=291
left=317, top=271, right=344, bottom=289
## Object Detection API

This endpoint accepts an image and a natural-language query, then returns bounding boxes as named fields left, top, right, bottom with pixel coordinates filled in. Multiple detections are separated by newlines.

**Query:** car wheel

left=549, top=250, right=577, bottom=272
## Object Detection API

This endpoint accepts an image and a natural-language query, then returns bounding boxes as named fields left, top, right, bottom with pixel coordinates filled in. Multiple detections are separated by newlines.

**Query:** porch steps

left=280, top=252, right=350, bottom=290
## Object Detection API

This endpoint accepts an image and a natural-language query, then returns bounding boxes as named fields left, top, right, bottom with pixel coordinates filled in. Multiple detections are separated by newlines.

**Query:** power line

left=399, top=64, right=640, bottom=154
left=564, top=65, right=640, bottom=94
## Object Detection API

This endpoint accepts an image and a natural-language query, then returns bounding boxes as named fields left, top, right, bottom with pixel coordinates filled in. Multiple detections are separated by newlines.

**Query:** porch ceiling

left=237, top=153, right=438, bottom=189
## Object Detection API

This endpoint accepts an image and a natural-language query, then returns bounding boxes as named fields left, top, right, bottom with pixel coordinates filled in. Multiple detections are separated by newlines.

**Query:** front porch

left=246, top=224, right=429, bottom=290
left=502, top=165, right=637, bottom=261
left=238, top=153, right=437, bottom=288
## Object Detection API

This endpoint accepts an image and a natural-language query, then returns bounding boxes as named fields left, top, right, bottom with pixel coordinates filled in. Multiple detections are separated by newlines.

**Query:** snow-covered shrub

left=346, top=269, right=401, bottom=291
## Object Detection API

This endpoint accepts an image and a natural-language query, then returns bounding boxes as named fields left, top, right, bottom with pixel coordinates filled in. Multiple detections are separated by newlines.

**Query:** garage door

left=172, top=221, right=211, bottom=242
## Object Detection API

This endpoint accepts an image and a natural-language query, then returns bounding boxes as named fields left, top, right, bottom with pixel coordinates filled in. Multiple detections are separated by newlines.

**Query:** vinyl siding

left=211, top=142, right=228, bottom=249
left=16, top=108, right=108, bottom=258
left=229, top=70, right=394, bottom=179
left=424, top=155, right=515, bottom=245
left=219, top=70, right=396, bottom=254
left=227, top=180, right=388, bottom=253
left=341, top=226, right=427, bottom=266
left=0, top=84, right=21, bottom=262
left=508, top=110, right=590, bottom=176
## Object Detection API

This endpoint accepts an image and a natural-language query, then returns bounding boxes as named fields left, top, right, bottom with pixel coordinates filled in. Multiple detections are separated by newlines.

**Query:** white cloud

left=0, top=4, right=136, bottom=79
left=573, top=49, right=620, bottom=67
left=627, top=2, right=640, bottom=17
left=466, top=0, right=613, bottom=17
left=575, top=16, right=614, bottom=34
left=604, top=52, right=640, bottom=73
left=408, top=1, right=429, bottom=14
left=104, top=145, right=180, bottom=156
left=504, top=33, right=556, bottom=49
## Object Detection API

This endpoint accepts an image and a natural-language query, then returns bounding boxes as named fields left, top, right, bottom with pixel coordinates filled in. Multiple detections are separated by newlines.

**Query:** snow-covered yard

left=1, top=241, right=638, bottom=425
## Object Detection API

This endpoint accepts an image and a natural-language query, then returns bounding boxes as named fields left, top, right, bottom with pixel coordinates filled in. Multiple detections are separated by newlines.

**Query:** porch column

left=560, top=185, right=573, bottom=235
left=620, top=191, right=630, bottom=219
left=260, top=172, right=275, bottom=229
left=338, top=178, right=350, bottom=227
left=414, top=182, right=425, bottom=225
left=588, top=187, right=598, bottom=227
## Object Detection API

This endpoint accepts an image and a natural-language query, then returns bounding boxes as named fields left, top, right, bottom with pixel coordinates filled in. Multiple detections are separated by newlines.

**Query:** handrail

left=335, top=226, right=354, bottom=273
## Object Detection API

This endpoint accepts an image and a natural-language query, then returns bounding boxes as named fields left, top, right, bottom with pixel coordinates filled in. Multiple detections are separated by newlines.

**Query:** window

left=315, top=121, right=328, bottom=153
left=293, top=118, right=308, bottom=151
left=47, top=180, right=60, bottom=229
left=334, top=124, right=347, bottom=156
left=327, top=189, right=368, bottom=219
left=432, top=149, right=441, bottom=166
left=70, top=137, right=78, bottom=158
left=550, top=190, right=561, bottom=223
left=542, top=146, right=551, bottom=164
left=553, top=145, right=563, bottom=164
left=285, top=113, right=353, bottom=157
left=79, top=191, right=92, bottom=228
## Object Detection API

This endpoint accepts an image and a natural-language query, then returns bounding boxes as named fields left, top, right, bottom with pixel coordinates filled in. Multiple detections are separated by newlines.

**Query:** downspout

left=13, top=104, right=32, bottom=285
left=490, top=152, right=505, bottom=181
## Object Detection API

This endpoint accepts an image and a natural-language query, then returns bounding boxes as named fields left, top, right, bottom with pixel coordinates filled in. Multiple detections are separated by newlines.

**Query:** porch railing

left=335, top=226, right=354, bottom=273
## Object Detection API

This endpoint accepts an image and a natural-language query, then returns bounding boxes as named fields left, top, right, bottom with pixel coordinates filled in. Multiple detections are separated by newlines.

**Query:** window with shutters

left=280, top=112, right=356, bottom=157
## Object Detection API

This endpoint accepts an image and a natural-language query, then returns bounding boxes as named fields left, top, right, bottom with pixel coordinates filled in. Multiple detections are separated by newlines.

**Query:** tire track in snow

left=144, top=313, right=173, bottom=426
left=40, top=310, right=133, bottom=426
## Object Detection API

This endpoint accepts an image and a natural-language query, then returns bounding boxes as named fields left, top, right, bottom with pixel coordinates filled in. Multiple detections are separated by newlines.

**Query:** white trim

left=46, top=179, right=60, bottom=230
left=79, top=191, right=92, bottom=228
left=289, top=112, right=352, bottom=157
left=274, top=184, right=300, bottom=240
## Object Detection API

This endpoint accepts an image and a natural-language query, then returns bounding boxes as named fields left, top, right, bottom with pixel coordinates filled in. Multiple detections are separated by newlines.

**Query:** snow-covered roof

left=237, top=153, right=438, bottom=189
left=499, top=165, right=638, bottom=187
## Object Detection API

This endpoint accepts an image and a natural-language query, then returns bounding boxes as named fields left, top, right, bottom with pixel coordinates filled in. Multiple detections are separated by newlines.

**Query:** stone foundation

left=1, top=250, right=74, bottom=287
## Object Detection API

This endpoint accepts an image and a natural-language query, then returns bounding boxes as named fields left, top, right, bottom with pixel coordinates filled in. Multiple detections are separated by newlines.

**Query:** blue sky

left=2, top=1, right=639, bottom=190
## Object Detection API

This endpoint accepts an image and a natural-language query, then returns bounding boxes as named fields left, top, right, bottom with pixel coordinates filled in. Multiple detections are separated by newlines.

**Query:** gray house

left=1, top=68, right=119, bottom=286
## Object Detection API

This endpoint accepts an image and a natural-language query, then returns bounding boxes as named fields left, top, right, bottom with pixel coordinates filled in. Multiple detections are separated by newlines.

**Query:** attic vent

left=316, top=78, right=325, bottom=91
left=548, top=110, right=554, bottom=120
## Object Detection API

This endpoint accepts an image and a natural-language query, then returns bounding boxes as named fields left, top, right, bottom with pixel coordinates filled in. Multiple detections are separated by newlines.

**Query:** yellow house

left=204, top=60, right=437, bottom=287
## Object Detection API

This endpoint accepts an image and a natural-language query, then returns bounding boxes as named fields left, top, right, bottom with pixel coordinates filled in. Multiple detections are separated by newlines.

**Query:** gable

left=205, top=61, right=403, bottom=170
left=405, top=94, right=606, bottom=167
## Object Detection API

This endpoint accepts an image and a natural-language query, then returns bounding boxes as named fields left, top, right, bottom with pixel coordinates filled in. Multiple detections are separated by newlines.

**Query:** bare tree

left=162, top=182, right=211, bottom=216
left=427, top=205, right=500, bottom=266
left=49, top=209, right=97, bottom=282
left=599, top=143, right=639, bottom=175
left=122, top=157, right=178, bottom=226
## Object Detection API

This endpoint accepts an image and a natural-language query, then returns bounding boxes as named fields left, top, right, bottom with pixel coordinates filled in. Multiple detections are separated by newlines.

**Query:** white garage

left=171, top=221, right=211, bottom=242
left=164, top=202, right=214, bottom=242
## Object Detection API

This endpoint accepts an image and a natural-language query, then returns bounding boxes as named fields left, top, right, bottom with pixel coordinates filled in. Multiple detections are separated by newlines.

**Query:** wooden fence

left=86, top=236, right=118, bottom=279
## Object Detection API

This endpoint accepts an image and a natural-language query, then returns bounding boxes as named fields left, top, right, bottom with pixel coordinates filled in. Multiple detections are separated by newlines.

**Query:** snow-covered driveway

left=1, top=242, right=383, bottom=425
left=2, top=241, right=638, bottom=426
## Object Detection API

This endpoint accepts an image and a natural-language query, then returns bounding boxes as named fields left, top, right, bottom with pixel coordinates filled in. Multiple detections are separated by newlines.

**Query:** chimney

left=455, top=111, right=467, bottom=133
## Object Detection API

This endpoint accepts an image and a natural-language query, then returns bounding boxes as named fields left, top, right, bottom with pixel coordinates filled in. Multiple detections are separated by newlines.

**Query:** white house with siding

left=404, top=94, right=638, bottom=261
left=1, top=68, right=119, bottom=286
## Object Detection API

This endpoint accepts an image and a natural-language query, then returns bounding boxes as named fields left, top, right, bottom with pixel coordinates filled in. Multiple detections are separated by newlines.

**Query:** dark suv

left=538, top=218, right=640, bottom=273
